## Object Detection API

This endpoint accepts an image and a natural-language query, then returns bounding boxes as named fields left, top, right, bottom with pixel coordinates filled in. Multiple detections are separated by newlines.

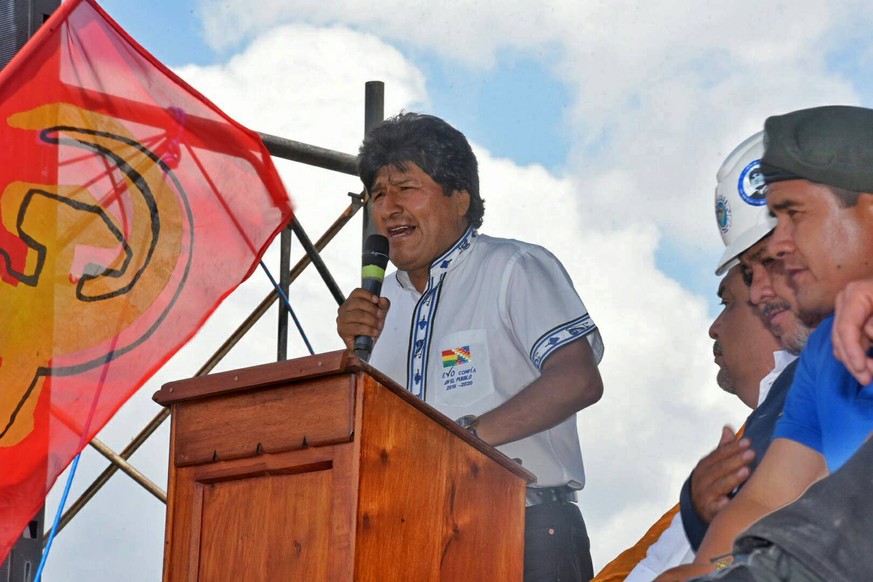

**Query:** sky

left=29, top=0, right=873, bottom=579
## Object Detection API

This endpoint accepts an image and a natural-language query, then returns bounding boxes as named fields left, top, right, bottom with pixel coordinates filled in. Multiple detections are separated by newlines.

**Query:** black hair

left=827, top=185, right=862, bottom=208
left=358, top=112, right=485, bottom=228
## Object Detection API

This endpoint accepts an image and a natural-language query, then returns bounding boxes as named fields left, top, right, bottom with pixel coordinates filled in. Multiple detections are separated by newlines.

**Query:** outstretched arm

left=475, top=338, right=603, bottom=446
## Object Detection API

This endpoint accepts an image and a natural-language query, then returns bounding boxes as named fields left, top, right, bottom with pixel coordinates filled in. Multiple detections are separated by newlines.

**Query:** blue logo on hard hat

left=738, top=160, right=767, bottom=206
left=716, top=194, right=732, bottom=234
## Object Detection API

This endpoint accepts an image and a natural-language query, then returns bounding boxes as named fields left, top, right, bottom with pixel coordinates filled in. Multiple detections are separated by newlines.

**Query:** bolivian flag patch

left=442, top=346, right=471, bottom=368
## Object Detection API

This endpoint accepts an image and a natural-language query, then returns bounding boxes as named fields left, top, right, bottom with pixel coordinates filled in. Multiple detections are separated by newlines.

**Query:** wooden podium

left=153, top=350, right=534, bottom=581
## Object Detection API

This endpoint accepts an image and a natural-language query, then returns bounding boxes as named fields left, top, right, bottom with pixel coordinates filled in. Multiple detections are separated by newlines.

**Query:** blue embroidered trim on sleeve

left=530, top=314, right=596, bottom=370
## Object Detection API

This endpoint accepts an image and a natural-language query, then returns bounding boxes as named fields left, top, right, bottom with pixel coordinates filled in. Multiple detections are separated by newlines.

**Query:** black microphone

left=355, top=234, right=390, bottom=362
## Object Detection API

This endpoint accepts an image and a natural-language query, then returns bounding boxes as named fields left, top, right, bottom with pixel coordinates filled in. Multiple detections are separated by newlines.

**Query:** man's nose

left=767, top=221, right=795, bottom=259
left=708, top=313, right=722, bottom=340
left=749, top=266, right=775, bottom=306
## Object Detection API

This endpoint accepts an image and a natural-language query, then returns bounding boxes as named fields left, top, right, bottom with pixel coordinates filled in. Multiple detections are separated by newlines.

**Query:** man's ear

left=454, top=189, right=471, bottom=219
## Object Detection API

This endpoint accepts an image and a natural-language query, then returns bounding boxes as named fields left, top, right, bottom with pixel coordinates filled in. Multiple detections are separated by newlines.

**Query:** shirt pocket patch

left=432, top=329, right=495, bottom=408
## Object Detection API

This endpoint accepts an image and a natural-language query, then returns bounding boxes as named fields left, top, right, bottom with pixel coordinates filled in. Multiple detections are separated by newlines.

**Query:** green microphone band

left=362, top=264, right=386, bottom=280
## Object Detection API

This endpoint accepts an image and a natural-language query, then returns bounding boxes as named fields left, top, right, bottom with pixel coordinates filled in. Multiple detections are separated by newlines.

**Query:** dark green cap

left=761, top=105, right=873, bottom=193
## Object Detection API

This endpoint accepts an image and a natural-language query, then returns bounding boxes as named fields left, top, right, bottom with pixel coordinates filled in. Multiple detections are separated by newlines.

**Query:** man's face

left=740, top=236, right=811, bottom=355
left=370, top=163, right=470, bottom=289
left=709, top=266, right=781, bottom=409
left=767, top=180, right=873, bottom=323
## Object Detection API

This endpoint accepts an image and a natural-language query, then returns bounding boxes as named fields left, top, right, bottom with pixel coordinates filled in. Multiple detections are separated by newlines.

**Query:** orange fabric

left=593, top=422, right=748, bottom=581
left=0, top=0, right=292, bottom=560
left=592, top=504, right=680, bottom=582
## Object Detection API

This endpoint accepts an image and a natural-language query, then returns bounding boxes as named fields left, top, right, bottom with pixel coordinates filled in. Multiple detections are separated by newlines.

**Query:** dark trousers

left=524, top=502, right=593, bottom=582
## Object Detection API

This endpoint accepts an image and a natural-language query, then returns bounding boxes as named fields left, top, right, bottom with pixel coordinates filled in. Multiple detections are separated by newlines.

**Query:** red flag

left=0, top=0, right=293, bottom=558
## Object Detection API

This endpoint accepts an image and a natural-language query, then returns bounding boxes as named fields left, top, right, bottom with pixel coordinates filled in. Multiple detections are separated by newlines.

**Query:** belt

left=526, top=485, right=578, bottom=507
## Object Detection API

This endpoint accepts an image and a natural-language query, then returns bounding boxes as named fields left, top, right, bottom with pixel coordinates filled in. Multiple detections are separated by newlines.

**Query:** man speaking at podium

left=336, top=112, right=605, bottom=581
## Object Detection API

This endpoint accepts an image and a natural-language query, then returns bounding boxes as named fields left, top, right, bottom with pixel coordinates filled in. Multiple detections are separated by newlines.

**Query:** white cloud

left=196, top=0, right=863, bottom=254
left=174, top=23, right=427, bottom=154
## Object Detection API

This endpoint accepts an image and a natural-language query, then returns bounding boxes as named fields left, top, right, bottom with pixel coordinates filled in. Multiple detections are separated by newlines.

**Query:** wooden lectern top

left=154, top=349, right=534, bottom=482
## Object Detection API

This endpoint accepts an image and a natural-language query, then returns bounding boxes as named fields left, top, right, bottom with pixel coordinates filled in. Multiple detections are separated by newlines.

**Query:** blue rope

left=259, top=260, right=314, bottom=356
left=35, top=452, right=82, bottom=581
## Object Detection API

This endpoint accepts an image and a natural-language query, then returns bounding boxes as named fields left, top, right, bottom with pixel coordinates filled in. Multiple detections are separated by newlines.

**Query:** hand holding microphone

left=336, top=235, right=390, bottom=362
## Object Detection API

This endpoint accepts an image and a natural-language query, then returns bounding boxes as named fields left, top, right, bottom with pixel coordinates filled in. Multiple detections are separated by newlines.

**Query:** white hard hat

left=714, top=131, right=776, bottom=276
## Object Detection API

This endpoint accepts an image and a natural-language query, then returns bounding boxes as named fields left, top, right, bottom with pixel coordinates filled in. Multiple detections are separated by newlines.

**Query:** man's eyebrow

left=769, top=199, right=798, bottom=212
left=372, top=176, right=417, bottom=190
left=746, top=247, right=766, bottom=263
left=717, top=283, right=726, bottom=300
left=381, top=176, right=419, bottom=187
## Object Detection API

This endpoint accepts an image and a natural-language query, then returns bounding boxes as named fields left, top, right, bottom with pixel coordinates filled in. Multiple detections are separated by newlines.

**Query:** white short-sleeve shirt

left=370, top=228, right=604, bottom=487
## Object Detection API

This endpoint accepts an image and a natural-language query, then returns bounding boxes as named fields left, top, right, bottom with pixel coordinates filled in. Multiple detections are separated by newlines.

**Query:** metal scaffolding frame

left=45, top=80, right=386, bottom=542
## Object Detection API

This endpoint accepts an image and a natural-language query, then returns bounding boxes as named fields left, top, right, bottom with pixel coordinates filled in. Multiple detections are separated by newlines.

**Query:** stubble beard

left=716, top=368, right=735, bottom=395
left=782, top=323, right=813, bottom=355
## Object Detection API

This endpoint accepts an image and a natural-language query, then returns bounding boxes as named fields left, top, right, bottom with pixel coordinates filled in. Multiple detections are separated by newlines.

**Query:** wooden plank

left=154, top=350, right=357, bottom=405
left=438, top=439, right=525, bottom=580
left=354, top=375, right=526, bottom=581
left=198, top=469, right=333, bottom=581
left=161, top=411, right=178, bottom=582
left=186, top=483, right=203, bottom=582
left=325, top=442, right=359, bottom=582
left=165, top=446, right=347, bottom=581
left=162, top=464, right=197, bottom=582
left=191, top=446, right=335, bottom=483
left=172, top=376, right=354, bottom=466
left=324, top=381, right=366, bottom=582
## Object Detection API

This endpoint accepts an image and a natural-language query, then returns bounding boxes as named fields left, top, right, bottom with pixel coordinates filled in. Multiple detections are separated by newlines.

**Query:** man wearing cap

left=337, top=112, right=605, bottom=582
left=658, top=105, right=873, bottom=581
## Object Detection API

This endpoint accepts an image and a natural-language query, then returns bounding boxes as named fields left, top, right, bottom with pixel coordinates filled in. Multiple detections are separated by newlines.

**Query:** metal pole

left=277, top=226, right=291, bottom=361
left=362, top=81, right=384, bottom=243
left=258, top=132, right=357, bottom=176
left=88, top=439, right=167, bottom=503
left=289, top=217, right=346, bottom=306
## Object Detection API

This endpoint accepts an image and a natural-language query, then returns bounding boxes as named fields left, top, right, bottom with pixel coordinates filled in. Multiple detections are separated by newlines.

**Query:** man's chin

left=797, top=306, right=830, bottom=329
left=796, top=292, right=834, bottom=329
left=716, top=370, right=735, bottom=394
left=800, top=312, right=827, bottom=329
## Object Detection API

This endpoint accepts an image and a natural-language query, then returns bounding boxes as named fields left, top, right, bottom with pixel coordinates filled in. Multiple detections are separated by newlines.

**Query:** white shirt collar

left=758, top=349, right=798, bottom=406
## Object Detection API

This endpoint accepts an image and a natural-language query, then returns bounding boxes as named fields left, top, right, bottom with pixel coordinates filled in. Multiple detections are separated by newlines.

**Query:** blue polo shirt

left=774, top=316, right=873, bottom=471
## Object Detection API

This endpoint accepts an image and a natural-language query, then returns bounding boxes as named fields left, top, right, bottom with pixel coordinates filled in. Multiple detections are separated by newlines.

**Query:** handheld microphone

left=355, top=234, right=389, bottom=362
